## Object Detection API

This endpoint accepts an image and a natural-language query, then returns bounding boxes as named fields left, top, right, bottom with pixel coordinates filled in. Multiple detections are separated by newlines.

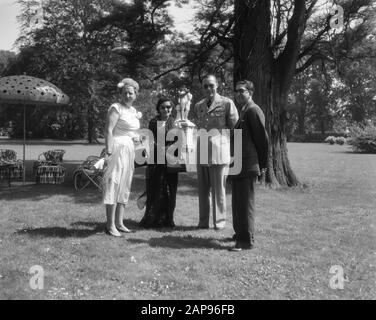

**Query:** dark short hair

left=156, top=96, right=174, bottom=113
left=235, top=80, right=254, bottom=94
left=201, top=74, right=218, bottom=84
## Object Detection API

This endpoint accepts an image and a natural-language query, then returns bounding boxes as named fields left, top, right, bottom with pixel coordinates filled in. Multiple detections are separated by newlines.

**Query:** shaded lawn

left=0, top=142, right=375, bottom=299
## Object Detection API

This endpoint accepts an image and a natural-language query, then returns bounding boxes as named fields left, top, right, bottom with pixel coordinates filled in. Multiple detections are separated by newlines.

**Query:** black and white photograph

left=0, top=0, right=375, bottom=303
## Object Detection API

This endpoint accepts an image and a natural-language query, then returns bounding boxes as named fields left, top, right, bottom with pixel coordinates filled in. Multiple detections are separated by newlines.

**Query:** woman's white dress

left=103, top=103, right=140, bottom=205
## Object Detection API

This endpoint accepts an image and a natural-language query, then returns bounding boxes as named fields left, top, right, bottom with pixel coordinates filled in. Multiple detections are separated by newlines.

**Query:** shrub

left=335, top=136, right=347, bottom=145
left=348, top=123, right=376, bottom=153
left=289, top=132, right=351, bottom=143
left=325, top=136, right=336, bottom=144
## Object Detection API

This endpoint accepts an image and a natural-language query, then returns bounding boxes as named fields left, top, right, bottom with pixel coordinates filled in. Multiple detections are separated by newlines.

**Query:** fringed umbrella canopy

left=0, top=75, right=70, bottom=184
left=0, top=75, right=70, bottom=106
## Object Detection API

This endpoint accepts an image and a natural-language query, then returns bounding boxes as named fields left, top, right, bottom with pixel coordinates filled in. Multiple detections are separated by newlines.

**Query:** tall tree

left=232, top=0, right=376, bottom=186
left=173, top=0, right=376, bottom=187
left=336, top=53, right=376, bottom=123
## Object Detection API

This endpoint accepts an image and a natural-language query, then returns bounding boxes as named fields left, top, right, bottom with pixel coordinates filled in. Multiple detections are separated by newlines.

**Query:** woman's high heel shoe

left=105, top=228, right=122, bottom=237
left=116, top=226, right=135, bottom=233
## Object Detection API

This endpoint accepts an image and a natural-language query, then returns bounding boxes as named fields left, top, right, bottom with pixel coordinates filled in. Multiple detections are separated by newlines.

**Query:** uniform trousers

left=197, top=164, right=228, bottom=229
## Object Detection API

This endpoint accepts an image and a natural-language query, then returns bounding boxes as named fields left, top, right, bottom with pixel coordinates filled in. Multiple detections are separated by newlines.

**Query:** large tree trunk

left=233, top=0, right=300, bottom=187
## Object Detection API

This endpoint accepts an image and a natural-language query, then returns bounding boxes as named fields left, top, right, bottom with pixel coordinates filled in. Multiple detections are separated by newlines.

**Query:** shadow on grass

left=127, top=235, right=227, bottom=250
left=70, top=221, right=104, bottom=228
left=72, top=220, right=140, bottom=230
left=15, top=225, right=104, bottom=238
left=71, top=220, right=202, bottom=235
left=121, top=219, right=203, bottom=232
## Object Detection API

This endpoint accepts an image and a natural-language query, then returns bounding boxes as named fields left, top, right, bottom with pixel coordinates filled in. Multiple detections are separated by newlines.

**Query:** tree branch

left=152, top=4, right=235, bottom=82
left=295, top=53, right=333, bottom=74
left=151, top=42, right=219, bottom=81
left=277, top=0, right=307, bottom=88
left=305, top=0, right=318, bottom=20
left=298, top=22, right=331, bottom=60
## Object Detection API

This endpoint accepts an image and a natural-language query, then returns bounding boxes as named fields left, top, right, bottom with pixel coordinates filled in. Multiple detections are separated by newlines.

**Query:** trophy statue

left=166, top=87, right=196, bottom=172
left=176, top=86, right=192, bottom=122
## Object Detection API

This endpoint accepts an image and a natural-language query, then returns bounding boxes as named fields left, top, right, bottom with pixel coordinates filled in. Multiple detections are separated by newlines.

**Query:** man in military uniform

left=191, top=75, right=239, bottom=230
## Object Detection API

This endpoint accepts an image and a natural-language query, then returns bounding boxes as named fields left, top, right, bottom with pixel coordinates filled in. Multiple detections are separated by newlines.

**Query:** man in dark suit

left=229, top=80, right=269, bottom=251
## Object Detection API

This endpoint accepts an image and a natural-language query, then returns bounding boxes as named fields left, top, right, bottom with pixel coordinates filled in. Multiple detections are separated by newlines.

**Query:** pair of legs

left=197, top=164, right=227, bottom=229
left=231, top=174, right=257, bottom=248
left=102, top=140, right=134, bottom=237
left=106, top=203, right=132, bottom=237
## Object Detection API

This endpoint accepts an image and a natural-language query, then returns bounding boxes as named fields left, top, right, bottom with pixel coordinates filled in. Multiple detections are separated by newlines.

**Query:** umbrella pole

left=23, top=105, right=26, bottom=184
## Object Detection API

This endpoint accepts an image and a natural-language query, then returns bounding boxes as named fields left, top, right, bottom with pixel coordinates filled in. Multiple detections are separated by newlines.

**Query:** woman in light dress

left=103, top=78, right=142, bottom=237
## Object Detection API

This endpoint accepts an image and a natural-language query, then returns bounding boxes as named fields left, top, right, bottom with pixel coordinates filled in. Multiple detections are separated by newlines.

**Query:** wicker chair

left=0, top=149, right=24, bottom=186
left=73, top=139, right=148, bottom=191
left=33, top=149, right=66, bottom=184
left=73, top=148, right=106, bottom=191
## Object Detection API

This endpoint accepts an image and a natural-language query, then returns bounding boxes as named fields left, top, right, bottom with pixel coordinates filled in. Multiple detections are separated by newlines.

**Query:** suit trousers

left=197, top=164, right=228, bottom=229
left=231, top=174, right=257, bottom=246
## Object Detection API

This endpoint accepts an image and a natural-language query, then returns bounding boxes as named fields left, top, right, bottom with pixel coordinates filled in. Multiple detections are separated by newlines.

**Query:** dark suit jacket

left=230, top=99, right=269, bottom=177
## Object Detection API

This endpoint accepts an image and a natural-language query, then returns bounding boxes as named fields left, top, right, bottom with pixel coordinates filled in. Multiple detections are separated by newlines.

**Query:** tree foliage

left=4, top=0, right=174, bottom=141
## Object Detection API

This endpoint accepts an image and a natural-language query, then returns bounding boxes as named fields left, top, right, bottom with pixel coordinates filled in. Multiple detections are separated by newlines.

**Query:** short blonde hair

left=117, top=78, right=139, bottom=94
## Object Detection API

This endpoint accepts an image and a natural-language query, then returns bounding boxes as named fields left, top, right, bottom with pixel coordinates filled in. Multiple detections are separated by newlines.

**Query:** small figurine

left=176, top=86, right=193, bottom=121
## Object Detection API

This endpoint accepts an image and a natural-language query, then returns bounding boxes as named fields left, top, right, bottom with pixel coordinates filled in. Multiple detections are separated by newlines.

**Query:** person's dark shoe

left=228, top=246, right=242, bottom=252
left=228, top=243, right=254, bottom=251
left=197, top=225, right=209, bottom=229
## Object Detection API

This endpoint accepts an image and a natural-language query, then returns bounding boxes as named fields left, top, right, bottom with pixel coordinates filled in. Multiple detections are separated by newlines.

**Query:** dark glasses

left=203, top=84, right=216, bottom=89
left=235, top=88, right=248, bottom=94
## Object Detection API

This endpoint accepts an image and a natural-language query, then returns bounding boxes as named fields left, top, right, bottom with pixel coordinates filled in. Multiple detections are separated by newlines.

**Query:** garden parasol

left=0, top=75, right=70, bottom=183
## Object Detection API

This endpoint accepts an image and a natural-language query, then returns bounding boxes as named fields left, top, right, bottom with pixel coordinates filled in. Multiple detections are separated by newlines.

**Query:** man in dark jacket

left=229, top=80, right=269, bottom=251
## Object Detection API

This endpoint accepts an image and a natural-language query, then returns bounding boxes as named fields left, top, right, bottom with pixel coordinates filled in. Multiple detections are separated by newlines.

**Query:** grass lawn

left=0, top=141, right=375, bottom=299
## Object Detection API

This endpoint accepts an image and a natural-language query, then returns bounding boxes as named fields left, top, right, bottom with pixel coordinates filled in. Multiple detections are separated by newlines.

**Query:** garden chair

left=73, top=148, right=106, bottom=191
left=0, top=149, right=24, bottom=186
left=73, top=138, right=149, bottom=192
left=33, top=149, right=66, bottom=184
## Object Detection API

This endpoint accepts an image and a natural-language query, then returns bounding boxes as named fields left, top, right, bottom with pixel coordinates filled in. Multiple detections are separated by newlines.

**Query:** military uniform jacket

left=191, top=94, right=239, bottom=165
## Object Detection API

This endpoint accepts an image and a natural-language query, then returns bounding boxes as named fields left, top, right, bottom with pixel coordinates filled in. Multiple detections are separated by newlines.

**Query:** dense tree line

left=1, top=0, right=375, bottom=186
